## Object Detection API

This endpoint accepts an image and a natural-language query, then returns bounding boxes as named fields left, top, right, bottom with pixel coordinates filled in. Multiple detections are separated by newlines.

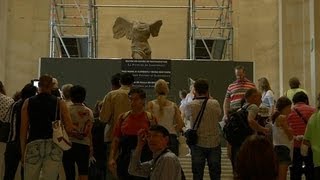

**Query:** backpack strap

left=241, top=104, right=250, bottom=111
left=293, top=108, right=308, bottom=124
left=152, top=148, right=170, bottom=170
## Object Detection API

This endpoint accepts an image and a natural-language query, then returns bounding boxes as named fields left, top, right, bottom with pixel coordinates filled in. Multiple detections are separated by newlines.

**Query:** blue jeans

left=191, top=145, right=221, bottom=180
left=24, top=139, right=63, bottom=180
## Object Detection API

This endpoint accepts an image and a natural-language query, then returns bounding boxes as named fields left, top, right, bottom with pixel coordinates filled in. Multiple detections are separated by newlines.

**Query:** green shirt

left=304, top=111, right=320, bottom=167
left=285, top=88, right=307, bottom=102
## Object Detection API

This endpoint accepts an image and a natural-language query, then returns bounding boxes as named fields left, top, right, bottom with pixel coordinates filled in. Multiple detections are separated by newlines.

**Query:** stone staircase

left=179, top=147, right=233, bottom=180
left=179, top=146, right=305, bottom=180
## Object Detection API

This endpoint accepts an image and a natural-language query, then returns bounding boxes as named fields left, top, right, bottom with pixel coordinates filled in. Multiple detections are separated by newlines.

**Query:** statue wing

left=112, top=17, right=133, bottom=40
left=149, top=20, right=163, bottom=37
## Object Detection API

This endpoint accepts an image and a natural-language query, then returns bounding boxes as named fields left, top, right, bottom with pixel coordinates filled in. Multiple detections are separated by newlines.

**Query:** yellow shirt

left=99, top=85, right=131, bottom=141
left=285, top=88, right=307, bottom=102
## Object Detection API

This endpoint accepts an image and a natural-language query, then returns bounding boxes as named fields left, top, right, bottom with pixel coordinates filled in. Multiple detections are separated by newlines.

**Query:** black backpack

left=223, top=105, right=253, bottom=146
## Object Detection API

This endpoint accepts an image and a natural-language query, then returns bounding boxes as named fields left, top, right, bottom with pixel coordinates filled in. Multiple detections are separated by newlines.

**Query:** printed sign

left=121, top=59, right=171, bottom=88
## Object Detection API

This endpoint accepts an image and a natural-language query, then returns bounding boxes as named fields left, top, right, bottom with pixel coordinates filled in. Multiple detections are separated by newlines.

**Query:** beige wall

left=233, top=0, right=279, bottom=97
left=0, top=0, right=8, bottom=83
left=0, top=0, right=319, bottom=104
left=316, top=0, right=320, bottom=97
left=282, top=0, right=308, bottom=92
left=96, top=0, right=188, bottom=59
left=0, top=0, right=50, bottom=94
left=281, top=0, right=319, bottom=105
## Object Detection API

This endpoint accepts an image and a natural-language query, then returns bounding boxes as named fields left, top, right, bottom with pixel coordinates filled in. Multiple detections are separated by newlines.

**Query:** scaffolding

left=49, top=0, right=96, bottom=58
left=49, top=1, right=233, bottom=60
left=189, top=0, right=233, bottom=60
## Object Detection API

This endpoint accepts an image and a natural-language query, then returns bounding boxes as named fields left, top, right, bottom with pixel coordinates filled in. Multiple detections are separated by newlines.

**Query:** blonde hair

left=154, top=79, right=169, bottom=116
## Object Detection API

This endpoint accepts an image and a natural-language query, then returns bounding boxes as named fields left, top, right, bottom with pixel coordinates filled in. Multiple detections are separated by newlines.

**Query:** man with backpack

left=224, top=88, right=269, bottom=172
left=129, top=125, right=184, bottom=180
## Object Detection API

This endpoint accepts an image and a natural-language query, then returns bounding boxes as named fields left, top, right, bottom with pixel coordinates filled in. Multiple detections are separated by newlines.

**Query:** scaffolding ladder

left=49, top=0, right=96, bottom=58
left=189, top=0, right=233, bottom=60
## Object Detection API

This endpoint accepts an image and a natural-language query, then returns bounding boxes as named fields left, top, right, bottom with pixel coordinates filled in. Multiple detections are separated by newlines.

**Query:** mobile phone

left=31, top=79, right=39, bottom=88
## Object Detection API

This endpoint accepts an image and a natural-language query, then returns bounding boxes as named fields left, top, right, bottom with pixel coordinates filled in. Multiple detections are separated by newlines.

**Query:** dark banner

left=121, top=59, right=171, bottom=88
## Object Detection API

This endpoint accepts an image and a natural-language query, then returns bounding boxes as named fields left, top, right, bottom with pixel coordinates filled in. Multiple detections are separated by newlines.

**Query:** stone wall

left=0, top=0, right=50, bottom=94
left=232, top=0, right=279, bottom=96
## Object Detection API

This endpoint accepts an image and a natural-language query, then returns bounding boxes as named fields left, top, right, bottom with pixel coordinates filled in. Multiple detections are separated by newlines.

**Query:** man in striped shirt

left=223, top=65, right=255, bottom=120
left=287, top=91, right=315, bottom=180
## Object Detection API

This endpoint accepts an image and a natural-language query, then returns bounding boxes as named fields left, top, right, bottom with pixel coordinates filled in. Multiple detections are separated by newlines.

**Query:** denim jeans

left=191, top=145, right=221, bottom=180
left=24, top=139, right=63, bottom=180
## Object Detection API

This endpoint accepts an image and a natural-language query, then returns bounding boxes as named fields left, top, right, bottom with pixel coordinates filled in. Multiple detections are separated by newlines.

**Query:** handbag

left=52, top=99, right=72, bottom=151
left=0, top=104, right=14, bottom=142
left=184, top=97, right=208, bottom=146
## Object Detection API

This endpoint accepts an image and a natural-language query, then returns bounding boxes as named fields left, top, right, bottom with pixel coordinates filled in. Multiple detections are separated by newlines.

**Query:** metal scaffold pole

left=49, top=0, right=96, bottom=58
left=189, top=0, right=233, bottom=60
left=87, top=0, right=92, bottom=58
left=49, top=0, right=56, bottom=58
left=48, top=1, right=232, bottom=60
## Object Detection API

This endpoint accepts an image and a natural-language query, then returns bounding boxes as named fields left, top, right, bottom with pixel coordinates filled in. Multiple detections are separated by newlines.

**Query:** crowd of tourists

left=0, top=65, right=319, bottom=180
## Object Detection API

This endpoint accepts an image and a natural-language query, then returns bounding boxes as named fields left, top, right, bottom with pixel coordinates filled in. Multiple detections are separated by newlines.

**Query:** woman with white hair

left=146, top=79, right=184, bottom=156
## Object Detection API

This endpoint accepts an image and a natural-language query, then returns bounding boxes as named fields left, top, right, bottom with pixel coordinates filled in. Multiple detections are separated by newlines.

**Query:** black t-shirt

left=27, top=93, right=58, bottom=142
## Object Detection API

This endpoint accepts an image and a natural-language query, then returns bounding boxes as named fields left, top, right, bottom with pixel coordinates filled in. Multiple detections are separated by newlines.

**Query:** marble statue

left=113, top=17, right=163, bottom=59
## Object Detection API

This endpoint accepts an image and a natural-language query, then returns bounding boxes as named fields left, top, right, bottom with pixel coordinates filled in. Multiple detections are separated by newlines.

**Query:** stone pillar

left=280, top=0, right=317, bottom=104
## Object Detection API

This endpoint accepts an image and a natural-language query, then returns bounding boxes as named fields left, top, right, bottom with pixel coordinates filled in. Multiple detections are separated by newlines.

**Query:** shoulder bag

left=184, top=98, right=208, bottom=146
left=52, top=98, right=72, bottom=151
